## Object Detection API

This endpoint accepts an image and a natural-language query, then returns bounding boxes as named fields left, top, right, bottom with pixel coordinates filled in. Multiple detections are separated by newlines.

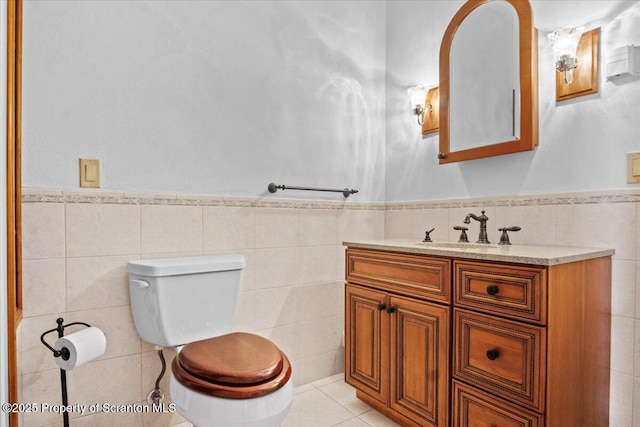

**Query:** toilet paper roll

left=54, top=327, right=107, bottom=370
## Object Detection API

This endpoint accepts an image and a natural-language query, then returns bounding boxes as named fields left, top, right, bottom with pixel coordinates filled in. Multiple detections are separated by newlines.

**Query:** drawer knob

left=486, top=285, right=500, bottom=295
left=377, top=303, right=386, bottom=311
left=386, top=306, right=397, bottom=314
left=486, top=349, right=500, bottom=360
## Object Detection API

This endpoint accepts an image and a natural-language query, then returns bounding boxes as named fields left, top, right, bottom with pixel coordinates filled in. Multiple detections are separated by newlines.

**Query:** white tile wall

left=20, top=191, right=637, bottom=426
left=22, top=203, right=65, bottom=260
left=66, top=204, right=140, bottom=257
left=22, top=260, right=65, bottom=317
left=65, top=256, right=134, bottom=311
left=19, top=196, right=384, bottom=427
left=203, top=206, right=256, bottom=251
left=140, top=205, right=202, bottom=254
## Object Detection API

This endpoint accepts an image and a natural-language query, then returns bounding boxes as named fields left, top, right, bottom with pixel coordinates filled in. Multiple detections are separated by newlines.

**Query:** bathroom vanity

left=343, top=240, right=613, bottom=427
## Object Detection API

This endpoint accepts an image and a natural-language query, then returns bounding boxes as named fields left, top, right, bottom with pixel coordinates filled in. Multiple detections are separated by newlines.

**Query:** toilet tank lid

left=127, top=255, right=246, bottom=277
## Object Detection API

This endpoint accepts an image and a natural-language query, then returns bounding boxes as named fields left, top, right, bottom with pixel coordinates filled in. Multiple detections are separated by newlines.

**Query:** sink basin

left=417, top=242, right=499, bottom=249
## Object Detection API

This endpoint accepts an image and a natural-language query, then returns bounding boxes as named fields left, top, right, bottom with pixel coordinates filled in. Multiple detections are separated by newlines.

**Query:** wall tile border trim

left=22, top=188, right=640, bottom=210
left=21, top=188, right=385, bottom=210
left=385, top=189, right=640, bottom=210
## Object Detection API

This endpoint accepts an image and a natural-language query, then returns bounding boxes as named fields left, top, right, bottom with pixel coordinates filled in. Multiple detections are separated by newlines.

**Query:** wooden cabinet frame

left=346, top=248, right=611, bottom=427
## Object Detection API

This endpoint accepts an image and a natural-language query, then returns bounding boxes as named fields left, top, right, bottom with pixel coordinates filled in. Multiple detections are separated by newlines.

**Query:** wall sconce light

left=422, top=87, right=439, bottom=135
left=548, top=26, right=584, bottom=84
left=407, top=86, right=428, bottom=125
left=548, top=27, right=600, bottom=101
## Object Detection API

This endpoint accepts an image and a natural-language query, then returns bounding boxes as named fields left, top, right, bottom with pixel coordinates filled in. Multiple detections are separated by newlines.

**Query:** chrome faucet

left=464, top=210, right=490, bottom=243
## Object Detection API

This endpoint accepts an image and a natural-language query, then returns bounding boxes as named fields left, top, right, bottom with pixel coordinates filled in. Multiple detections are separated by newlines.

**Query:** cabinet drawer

left=452, top=381, right=544, bottom=427
left=453, top=309, right=546, bottom=412
left=454, top=261, right=546, bottom=324
left=347, top=249, right=451, bottom=303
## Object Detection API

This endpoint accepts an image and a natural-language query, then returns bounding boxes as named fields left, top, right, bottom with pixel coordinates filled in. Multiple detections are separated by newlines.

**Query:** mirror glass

left=450, top=1, right=519, bottom=152
left=439, top=0, right=537, bottom=164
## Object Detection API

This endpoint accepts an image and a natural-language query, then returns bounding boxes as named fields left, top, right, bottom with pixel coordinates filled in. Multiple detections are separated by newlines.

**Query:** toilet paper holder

left=40, top=317, right=92, bottom=361
left=40, top=317, right=93, bottom=427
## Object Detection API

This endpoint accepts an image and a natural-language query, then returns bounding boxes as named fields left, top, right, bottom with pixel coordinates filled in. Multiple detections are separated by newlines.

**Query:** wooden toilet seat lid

left=178, top=332, right=283, bottom=384
left=172, top=332, right=292, bottom=399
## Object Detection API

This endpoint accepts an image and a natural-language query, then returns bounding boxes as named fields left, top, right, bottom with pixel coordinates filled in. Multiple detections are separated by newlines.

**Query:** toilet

left=126, top=255, right=293, bottom=427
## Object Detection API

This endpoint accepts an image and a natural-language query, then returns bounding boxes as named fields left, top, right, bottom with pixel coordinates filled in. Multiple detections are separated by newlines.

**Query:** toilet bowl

left=126, top=256, right=294, bottom=427
left=170, top=376, right=294, bottom=427
left=170, top=332, right=293, bottom=427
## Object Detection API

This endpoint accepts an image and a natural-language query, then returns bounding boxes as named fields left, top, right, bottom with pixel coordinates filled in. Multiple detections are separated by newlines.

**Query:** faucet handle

left=498, top=226, right=521, bottom=245
left=453, top=225, right=469, bottom=243
left=423, top=228, right=435, bottom=242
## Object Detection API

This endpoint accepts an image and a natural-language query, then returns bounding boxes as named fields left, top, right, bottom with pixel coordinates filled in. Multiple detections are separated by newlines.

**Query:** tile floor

left=281, top=374, right=401, bottom=427
left=174, top=373, right=402, bottom=427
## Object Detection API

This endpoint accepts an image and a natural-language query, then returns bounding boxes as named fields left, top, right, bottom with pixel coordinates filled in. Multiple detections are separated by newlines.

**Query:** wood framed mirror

left=438, top=0, right=538, bottom=164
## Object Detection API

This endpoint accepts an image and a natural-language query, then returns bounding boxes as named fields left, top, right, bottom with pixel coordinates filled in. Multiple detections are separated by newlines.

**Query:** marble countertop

left=343, top=239, right=615, bottom=266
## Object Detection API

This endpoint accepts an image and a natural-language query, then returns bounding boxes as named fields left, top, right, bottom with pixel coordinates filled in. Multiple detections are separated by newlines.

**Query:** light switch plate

left=627, top=153, right=640, bottom=184
left=79, top=158, right=100, bottom=188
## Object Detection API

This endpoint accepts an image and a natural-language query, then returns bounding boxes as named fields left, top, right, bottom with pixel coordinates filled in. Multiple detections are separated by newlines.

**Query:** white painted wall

left=22, top=0, right=387, bottom=201
left=24, top=1, right=640, bottom=204
left=386, top=0, right=640, bottom=202
left=1, top=1, right=10, bottom=425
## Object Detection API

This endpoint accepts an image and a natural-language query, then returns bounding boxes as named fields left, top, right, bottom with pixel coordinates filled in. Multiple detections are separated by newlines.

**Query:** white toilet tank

left=126, top=255, right=246, bottom=347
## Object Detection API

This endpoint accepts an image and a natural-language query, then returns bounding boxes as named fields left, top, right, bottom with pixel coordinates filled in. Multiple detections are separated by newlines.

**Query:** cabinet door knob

left=486, top=285, right=500, bottom=296
left=386, top=306, right=397, bottom=314
left=486, top=349, right=500, bottom=360
left=377, top=303, right=386, bottom=311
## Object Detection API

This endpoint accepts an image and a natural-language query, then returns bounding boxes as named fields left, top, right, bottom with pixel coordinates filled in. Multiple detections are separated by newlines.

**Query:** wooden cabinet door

left=345, top=284, right=389, bottom=404
left=389, top=295, right=450, bottom=427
